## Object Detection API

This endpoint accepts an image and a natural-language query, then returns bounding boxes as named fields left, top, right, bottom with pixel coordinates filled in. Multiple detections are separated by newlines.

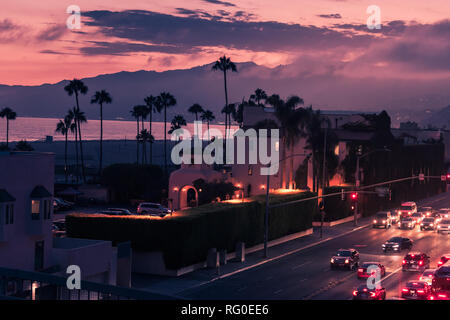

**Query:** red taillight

left=353, top=290, right=358, bottom=296
left=438, top=261, right=443, bottom=266
left=402, top=260, right=406, bottom=265
left=417, top=290, right=425, bottom=294
left=419, top=260, right=424, bottom=266
left=370, top=292, right=376, bottom=297
left=402, top=288, right=409, bottom=292
left=438, top=294, right=447, bottom=298
left=429, top=295, right=435, bottom=300
left=358, top=268, right=364, bottom=273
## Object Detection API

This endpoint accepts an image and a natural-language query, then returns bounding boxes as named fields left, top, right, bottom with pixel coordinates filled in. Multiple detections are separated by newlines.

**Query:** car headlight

left=373, top=220, right=377, bottom=223
left=345, top=259, right=349, bottom=264
left=430, top=223, right=433, bottom=226
left=382, top=244, right=386, bottom=247
left=438, top=226, right=441, bottom=229
left=393, top=244, right=399, bottom=247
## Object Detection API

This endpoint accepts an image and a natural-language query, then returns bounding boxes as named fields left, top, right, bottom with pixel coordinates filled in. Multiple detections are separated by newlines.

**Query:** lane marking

left=292, top=261, right=312, bottom=270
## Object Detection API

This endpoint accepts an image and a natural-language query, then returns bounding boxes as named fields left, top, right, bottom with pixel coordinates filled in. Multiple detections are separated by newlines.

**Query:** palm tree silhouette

left=64, top=79, right=88, bottom=182
left=157, top=92, right=177, bottom=175
left=56, top=115, right=76, bottom=183
left=91, top=90, right=112, bottom=176
left=168, top=115, right=187, bottom=135
left=221, top=103, right=236, bottom=138
left=212, top=56, right=237, bottom=140
left=188, top=103, right=204, bottom=137
left=144, top=95, right=161, bottom=164
left=267, top=94, right=305, bottom=189
left=201, top=110, right=215, bottom=141
left=67, top=109, right=79, bottom=183
left=0, top=107, right=17, bottom=148
left=131, top=105, right=142, bottom=165
left=250, top=88, right=267, bottom=106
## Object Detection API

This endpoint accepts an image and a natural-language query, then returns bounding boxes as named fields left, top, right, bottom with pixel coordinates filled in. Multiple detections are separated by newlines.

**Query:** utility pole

left=321, top=122, right=328, bottom=237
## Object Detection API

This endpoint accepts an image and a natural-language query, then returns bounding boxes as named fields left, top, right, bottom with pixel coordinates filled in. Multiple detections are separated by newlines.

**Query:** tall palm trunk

left=64, top=132, right=68, bottom=183
left=280, top=135, right=287, bottom=189
left=207, top=120, right=210, bottom=141
left=6, top=119, right=9, bottom=148
left=99, top=103, right=103, bottom=177
left=74, top=120, right=80, bottom=184
left=75, top=93, right=86, bottom=183
left=164, top=105, right=167, bottom=175
left=289, top=145, right=295, bottom=189
left=223, top=69, right=229, bottom=143
left=149, top=110, right=153, bottom=165
left=136, top=119, right=140, bottom=165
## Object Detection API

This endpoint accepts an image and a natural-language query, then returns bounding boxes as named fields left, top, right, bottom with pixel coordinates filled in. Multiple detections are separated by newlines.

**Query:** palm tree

left=267, top=94, right=305, bottom=189
left=201, top=110, right=215, bottom=141
left=0, top=107, right=17, bottom=148
left=137, top=129, right=151, bottom=165
left=56, top=115, right=76, bottom=183
left=64, top=79, right=88, bottom=182
left=131, top=105, right=142, bottom=164
left=168, top=115, right=187, bottom=136
left=72, top=108, right=87, bottom=177
left=91, top=90, right=112, bottom=176
left=221, top=103, right=236, bottom=138
left=250, top=88, right=267, bottom=106
left=144, top=95, right=161, bottom=164
left=157, top=92, right=177, bottom=175
left=188, top=103, right=204, bottom=137
left=212, top=56, right=237, bottom=140
left=67, top=109, right=79, bottom=182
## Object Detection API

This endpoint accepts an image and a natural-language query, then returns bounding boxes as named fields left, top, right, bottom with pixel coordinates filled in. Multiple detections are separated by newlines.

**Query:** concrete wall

left=0, top=152, right=54, bottom=271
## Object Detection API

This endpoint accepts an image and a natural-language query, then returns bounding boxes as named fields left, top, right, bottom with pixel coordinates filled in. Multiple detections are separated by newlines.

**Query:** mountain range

left=0, top=62, right=449, bottom=127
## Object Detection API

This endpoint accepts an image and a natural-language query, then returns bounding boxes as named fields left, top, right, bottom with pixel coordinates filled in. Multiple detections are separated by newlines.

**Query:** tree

left=91, top=90, right=112, bottom=176
left=168, top=115, right=187, bottom=138
left=267, top=94, right=305, bottom=189
left=250, top=88, right=267, bottom=106
left=64, top=79, right=88, bottom=182
left=212, top=56, right=237, bottom=140
left=67, top=108, right=79, bottom=183
left=400, top=121, right=420, bottom=131
left=234, top=98, right=256, bottom=127
left=201, top=110, right=215, bottom=141
left=131, top=105, right=142, bottom=164
left=72, top=107, right=87, bottom=181
left=144, top=95, right=161, bottom=164
left=188, top=103, right=204, bottom=137
left=13, top=140, right=34, bottom=151
left=221, top=103, right=236, bottom=138
left=56, top=115, right=76, bottom=183
left=157, top=92, right=177, bottom=175
left=0, top=107, right=17, bottom=148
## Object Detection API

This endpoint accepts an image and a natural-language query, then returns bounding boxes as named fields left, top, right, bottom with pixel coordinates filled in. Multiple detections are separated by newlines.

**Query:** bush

left=66, top=192, right=317, bottom=270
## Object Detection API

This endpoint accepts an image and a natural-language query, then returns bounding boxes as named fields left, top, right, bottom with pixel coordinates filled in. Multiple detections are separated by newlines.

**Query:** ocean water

left=0, top=117, right=234, bottom=142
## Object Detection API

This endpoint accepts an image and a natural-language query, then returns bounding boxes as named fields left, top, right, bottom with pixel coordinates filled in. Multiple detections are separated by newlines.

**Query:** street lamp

left=354, top=147, right=391, bottom=226
left=264, top=152, right=311, bottom=258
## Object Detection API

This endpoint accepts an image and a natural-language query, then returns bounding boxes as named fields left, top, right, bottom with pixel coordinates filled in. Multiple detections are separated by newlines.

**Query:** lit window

left=248, top=165, right=253, bottom=176
left=31, top=200, right=40, bottom=220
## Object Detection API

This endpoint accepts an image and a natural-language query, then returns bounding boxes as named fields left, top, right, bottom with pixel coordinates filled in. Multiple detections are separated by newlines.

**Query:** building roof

left=30, top=185, right=52, bottom=198
left=0, top=189, right=15, bottom=203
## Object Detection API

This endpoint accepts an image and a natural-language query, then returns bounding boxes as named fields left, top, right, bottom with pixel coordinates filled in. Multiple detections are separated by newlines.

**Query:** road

left=178, top=192, right=450, bottom=300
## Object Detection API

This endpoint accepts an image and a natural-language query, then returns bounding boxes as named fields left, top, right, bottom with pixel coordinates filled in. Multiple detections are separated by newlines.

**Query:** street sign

left=441, top=175, right=447, bottom=182
left=356, top=180, right=360, bottom=187
left=419, top=173, right=424, bottom=181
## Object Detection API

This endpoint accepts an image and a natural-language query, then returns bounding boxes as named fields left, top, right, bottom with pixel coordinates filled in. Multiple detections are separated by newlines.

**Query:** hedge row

left=66, top=192, right=317, bottom=270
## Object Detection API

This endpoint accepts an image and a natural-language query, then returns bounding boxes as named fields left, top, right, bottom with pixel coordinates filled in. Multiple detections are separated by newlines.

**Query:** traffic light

left=447, top=174, right=450, bottom=184
left=351, top=192, right=358, bottom=200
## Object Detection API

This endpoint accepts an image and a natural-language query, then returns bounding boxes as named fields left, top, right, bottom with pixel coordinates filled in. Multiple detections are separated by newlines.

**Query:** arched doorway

left=179, top=185, right=198, bottom=209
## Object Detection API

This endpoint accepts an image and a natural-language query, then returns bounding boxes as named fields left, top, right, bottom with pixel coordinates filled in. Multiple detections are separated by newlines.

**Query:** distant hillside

left=421, top=105, right=450, bottom=129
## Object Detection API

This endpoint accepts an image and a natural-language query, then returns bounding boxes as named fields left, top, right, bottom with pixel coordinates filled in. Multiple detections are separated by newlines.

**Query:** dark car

left=100, top=208, right=133, bottom=215
left=372, top=211, right=392, bottom=229
left=431, top=265, right=450, bottom=300
left=398, top=217, right=416, bottom=230
left=420, top=217, right=437, bottom=231
left=401, top=281, right=432, bottom=300
left=53, top=197, right=74, bottom=212
left=353, top=284, right=386, bottom=300
left=437, top=254, right=450, bottom=267
left=357, top=262, right=386, bottom=279
left=382, top=237, right=413, bottom=253
left=411, top=212, right=424, bottom=224
left=402, top=252, right=431, bottom=272
left=330, top=249, right=360, bottom=270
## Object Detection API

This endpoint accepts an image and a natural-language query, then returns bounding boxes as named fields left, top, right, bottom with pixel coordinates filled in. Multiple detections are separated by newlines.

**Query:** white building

left=0, top=151, right=118, bottom=285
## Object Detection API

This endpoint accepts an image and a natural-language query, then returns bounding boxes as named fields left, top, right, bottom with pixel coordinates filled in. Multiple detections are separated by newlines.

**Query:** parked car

left=330, top=248, right=360, bottom=270
left=357, top=262, right=386, bottom=279
left=53, top=197, right=74, bottom=212
left=352, top=284, right=386, bottom=300
left=137, top=202, right=171, bottom=217
left=398, top=217, right=416, bottom=230
left=100, top=208, right=133, bottom=216
left=401, top=281, right=432, bottom=300
left=402, top=252, right=431, bottom=272
left=437, top=219, right=450, bottom=234
left=52, top=219, right=66, bottom=238
left=382, top=237, right=413, bottom=252
left=420, top=217, right=437, bottom=231
left=372, top=211, right=392, bottom=229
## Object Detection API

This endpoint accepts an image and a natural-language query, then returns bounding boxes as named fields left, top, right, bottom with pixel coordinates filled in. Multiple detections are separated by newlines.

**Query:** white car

left=437, top=219, right=450, bottom=234
left=137, top=202, right=171, bottom=217
left=419, top=269, right=436, bottom=285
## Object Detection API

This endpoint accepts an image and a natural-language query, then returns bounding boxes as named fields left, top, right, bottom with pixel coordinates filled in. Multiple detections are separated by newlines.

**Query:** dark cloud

left=79, top=41, right=200, bottom=56
left=0, top=19, right=27, bottom=43
left=82, top=10, right=373, bottom=54
left=202, top=0, right=236, bottom=7
left=333, top=20, right=407, bottom=36
left=317, top=13, right=342, bottom=19
left=36, top=24, right=67, bottom=41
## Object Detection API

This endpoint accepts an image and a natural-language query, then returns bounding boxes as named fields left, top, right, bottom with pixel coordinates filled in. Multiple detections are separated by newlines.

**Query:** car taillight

left=353, top=290, right=358, bottom=296
left=370, top=292, right=376, bottom=297
left=438, top=294, right=447, bottom=298
left=438, top=261, right=443, bottom=266
left=419, top=260, right=424, bottom=266
left=429, top=295, right=435, bottom=300
left=402, top=260, right=406, bottom=264
left=358, top=269, right=364, bottom=273
left=402, top=288, right=409, bottom=292
left=417, top=290, right=425, bottom=294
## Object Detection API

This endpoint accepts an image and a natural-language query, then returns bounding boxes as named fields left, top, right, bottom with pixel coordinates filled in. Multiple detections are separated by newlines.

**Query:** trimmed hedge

left=66, top=192, right=317, bottom=270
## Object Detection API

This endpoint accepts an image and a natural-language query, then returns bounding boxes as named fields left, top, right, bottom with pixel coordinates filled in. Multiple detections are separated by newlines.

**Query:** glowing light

left=173, top=187, right=179, bottom=192
left=260, top=184, right=266, bottom=190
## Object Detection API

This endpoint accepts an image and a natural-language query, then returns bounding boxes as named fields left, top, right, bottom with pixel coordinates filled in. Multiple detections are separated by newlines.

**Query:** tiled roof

left=0, top=189, right=15, bottom=203
left=30, top=185, right=52, bottom=198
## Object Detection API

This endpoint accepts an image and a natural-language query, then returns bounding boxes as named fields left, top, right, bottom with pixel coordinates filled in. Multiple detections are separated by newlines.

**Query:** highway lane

left=179, top=192, right=450, bottom=300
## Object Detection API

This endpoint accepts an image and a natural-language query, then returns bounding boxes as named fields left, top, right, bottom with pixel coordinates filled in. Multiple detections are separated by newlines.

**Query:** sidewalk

left=131, top=215, right=374, bottom=296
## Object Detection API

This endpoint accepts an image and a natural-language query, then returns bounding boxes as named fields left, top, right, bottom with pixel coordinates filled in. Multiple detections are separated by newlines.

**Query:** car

left=420, top=217, right=437, bottom=231
left=137, top=202, right=172, bottom=217
left=100, top=209, right=133, bottom=216
left=419, top=207, right=433, bottom=217
left=53, top=197, right=74, bottom=211
left=401, top=281, right=432, bottom=300
left=372, top=211, right=392, bottom=229
left=431, top=265, right=450, bottom=298
left=402, top=252, right=431, bottom=272
left=382, top=237, right=413, bottom=252
left=353, top=284, right=386, bottom=300
left=429, top=292, right=450, bottom=300
left=411, top=212, right=424, bottom=224
left=330, top=249, right=360, bottom=270
left=390, top=210, right=400, bottom=224
left=437, top=219, right=450, bottom=234
left=52, top=219, right=66, bottom=238
left=398, top=217, right=416, bottom=230
left=357, top=262, right=386, bottom=279
left=420, top=269, right=436, bottom=286
left=397, top=201, right=417, bottom=218
left=437, top=254, right=450, bottom=267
